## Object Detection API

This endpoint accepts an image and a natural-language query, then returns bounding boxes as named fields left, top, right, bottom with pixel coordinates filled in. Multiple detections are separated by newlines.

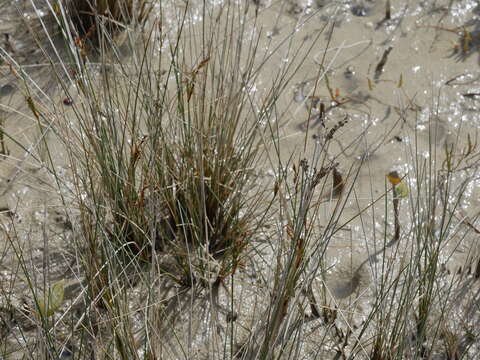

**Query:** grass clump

left=2, top=1, right=480, bottom=359
left=64, top=3, right=275, bottom=289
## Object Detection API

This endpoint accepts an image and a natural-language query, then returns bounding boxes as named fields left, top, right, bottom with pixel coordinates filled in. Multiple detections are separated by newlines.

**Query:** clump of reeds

left=3, top=1, right=480, bottom=359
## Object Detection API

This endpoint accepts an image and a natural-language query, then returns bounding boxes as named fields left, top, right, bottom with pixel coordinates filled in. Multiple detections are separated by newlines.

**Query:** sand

left=1, top=0, right=480, bottom=358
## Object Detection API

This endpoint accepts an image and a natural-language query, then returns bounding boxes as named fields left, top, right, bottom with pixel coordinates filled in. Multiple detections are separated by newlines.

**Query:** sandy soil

left=2, top=0, right=480, bottom=358
left=210, top=0, right=480, bottom=318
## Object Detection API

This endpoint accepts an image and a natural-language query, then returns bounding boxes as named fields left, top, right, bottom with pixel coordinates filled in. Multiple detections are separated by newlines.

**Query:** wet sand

left=2, top=0, right=480, bottom=358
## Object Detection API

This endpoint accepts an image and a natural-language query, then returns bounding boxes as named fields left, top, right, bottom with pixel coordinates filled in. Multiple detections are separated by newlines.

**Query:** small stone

left=0, top=84, right=14, bottom=96
left=266, top=168, right=275, bottom=177
left=351, top=5, right=368, bottom=16
left=226, top=311, right=238, bottom=322
left=63, top=98, right=73, bottom=106
left=365, top=21, right=374, bottom=29
left=344, top=66, right=355, bottom=79
left=59, top=346, right=73, bottom=358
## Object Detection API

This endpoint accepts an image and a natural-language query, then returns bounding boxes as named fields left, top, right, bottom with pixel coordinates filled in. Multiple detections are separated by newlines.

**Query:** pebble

left=266, top=168, right=275, bottom=177
left=351, top=0, right=376, bottom=17
left=59, top=347, right=73, bottom=358
left=0, top=84, right=14, bottom=96
left=293, top=83, right=306, bottom=102
left=344, top=66, right=355, bottom=79
left=63, top=98, right=73, bottom=106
